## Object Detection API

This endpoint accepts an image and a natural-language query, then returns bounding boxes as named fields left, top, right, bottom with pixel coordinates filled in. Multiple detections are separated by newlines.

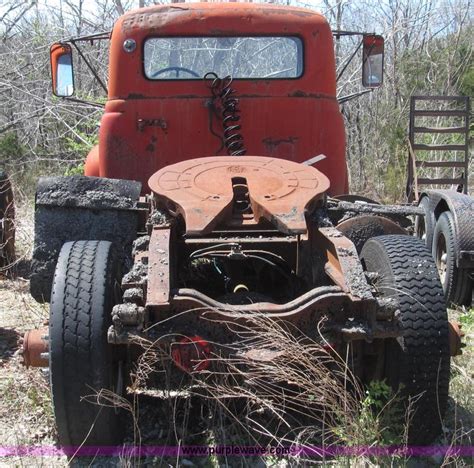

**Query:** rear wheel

left=49, top=240, right=124, bottom=446
left=432, top=211, right=472, bottom=306
left=361, top=235, right=450, bottom=445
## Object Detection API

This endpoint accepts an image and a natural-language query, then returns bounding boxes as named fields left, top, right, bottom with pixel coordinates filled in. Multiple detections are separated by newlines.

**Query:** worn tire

left=0, top=171, right=15, bottom=270
left=414, top=196, right=433, bottom=247
left=432, top=211, right=472, bottom=306
left=361, top=235, right=450, bottom=445
left=50, top=240, right=123, bottom=446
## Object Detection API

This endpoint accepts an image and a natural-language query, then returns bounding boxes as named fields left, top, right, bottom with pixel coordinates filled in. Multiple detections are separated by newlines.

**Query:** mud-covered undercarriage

left=23, top=156, right=466, bottom=447
left=104, top=156, right=420, bottom=387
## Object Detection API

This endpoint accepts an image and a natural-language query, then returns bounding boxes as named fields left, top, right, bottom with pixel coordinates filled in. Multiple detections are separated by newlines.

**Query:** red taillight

left=322, top=343, right=337, bottom=353
left=171, top=335, right=211, bottom=372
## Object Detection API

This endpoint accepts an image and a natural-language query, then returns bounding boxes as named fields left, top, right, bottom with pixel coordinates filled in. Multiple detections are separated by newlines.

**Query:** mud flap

left=30, top=176, right=141, bottom=303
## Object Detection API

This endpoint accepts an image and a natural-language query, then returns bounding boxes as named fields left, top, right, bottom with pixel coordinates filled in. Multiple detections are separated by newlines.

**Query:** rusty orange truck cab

left=92, top=2, right=348, bottom=195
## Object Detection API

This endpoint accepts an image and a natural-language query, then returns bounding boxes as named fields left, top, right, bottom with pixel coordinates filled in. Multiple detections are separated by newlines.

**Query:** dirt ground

left=0, top=278, right=66, bottom=466
left=0, top=279, right=225, bottom=467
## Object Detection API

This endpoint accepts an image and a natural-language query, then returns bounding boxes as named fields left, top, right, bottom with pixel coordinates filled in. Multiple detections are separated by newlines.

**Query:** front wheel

left=49, top=240, right=124, bottom=446
left=361, top=235, right=450, bottom=445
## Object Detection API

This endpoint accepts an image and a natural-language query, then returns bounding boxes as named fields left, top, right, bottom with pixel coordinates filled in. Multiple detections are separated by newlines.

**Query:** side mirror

left=362, top=35, right=384, bottom=88
left=50, top=43, right=74, bottom=97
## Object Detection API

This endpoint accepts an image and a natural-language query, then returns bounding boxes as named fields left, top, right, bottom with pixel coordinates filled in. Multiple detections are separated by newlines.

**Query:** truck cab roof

left=109, top=1, right=335, bottom=99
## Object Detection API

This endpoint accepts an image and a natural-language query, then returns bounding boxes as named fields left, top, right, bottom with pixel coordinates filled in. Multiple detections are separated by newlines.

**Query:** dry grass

left=443, top=306, right=474, bottom=458
left=137, top=311, right=474, bottom=466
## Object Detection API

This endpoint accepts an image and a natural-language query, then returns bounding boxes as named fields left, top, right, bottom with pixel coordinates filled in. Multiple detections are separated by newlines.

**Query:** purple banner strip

left=0, top=445, right=473, bottom=458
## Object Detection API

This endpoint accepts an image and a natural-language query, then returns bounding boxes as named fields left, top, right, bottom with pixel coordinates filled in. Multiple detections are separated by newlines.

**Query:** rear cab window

left=144, top=36, right=303, bottom=80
